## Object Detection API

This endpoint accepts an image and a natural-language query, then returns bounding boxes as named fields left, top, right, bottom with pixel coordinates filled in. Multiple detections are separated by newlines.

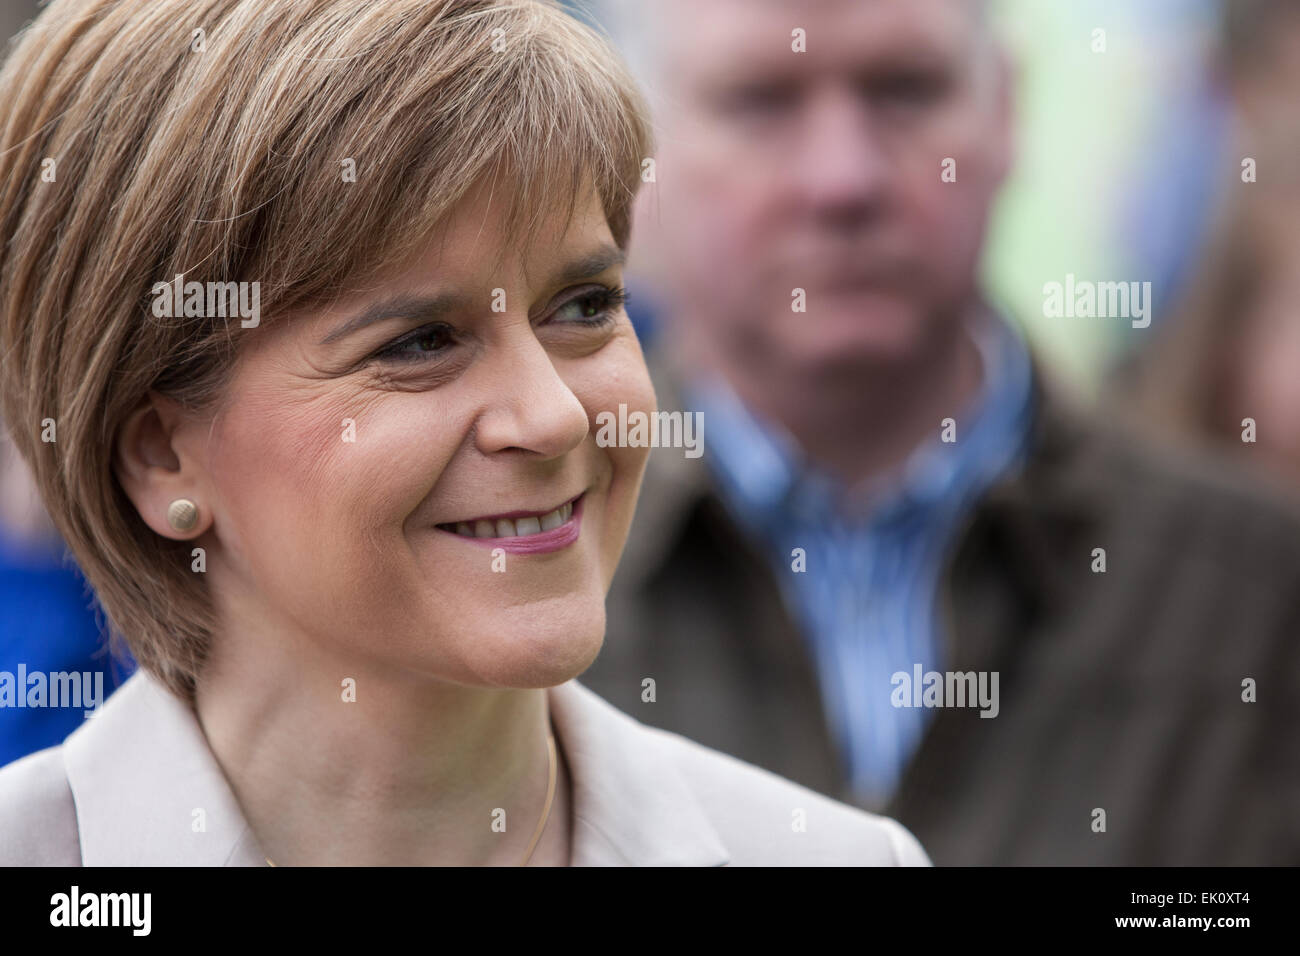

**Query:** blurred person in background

left=581, top=0, right=1300, bottom=864
left=1121, top=0, right=1300, bottom=495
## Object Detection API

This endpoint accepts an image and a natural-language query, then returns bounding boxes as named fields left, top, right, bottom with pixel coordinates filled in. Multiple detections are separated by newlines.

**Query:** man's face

left=641, top=0, right=1012, bottom=371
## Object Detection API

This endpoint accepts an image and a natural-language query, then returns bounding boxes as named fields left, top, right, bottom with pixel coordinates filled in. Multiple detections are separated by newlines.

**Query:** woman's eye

left=375, top=322, right=455, bottom=362
left=550, top=285, right=628, bottom=326
left=369, top=287, right=624, bottom=366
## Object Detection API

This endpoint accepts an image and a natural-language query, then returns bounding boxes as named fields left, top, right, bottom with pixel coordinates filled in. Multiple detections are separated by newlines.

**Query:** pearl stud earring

left=166, top=498, right=199, bottom=532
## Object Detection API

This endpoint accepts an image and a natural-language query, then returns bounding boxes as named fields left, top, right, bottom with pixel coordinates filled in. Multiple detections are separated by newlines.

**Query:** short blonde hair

left=0, top=0, right=652, bottom=701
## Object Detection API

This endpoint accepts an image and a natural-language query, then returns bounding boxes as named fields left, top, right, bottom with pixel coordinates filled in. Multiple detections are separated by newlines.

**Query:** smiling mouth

left=436, top=494, right=582, bottom=540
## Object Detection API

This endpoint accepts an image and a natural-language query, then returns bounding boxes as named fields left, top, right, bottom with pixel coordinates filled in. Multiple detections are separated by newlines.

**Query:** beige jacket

left=0, top=669, right=929, bottom=866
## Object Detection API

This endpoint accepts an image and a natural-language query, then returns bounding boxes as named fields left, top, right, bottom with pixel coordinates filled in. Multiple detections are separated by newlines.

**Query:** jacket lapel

left=63, top=671, right=266, bottom=865
left=549, top=680, right=730, bottom=866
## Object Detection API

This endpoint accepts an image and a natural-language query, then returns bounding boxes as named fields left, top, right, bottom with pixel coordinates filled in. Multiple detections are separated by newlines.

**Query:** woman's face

left=190, top=181, right=656, bottom=689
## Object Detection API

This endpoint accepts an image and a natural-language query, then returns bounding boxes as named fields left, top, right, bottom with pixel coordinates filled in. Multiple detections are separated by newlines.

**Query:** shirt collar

left=61, top=670, right=730, bottom=866
left=688, top=312, right=1034, bottom=532
left=685, top=372, right=801, bottom=520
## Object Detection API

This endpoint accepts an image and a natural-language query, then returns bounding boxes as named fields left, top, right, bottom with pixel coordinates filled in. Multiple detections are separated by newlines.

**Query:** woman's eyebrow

left=550, top=244, right=625, bottom=286
left=318, top=245, right=625, bottom=345
left=319, top=292, right=470, bottom=345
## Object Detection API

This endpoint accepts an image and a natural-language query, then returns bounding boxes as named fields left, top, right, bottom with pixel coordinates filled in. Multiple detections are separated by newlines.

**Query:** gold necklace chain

left=266, top=732, right=558, bottom=867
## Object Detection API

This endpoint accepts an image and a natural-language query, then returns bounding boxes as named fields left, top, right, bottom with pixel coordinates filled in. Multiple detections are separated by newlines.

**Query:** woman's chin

left=446, top=598, right=609, bottom=689
left=476, top=639, right=604, bottom=689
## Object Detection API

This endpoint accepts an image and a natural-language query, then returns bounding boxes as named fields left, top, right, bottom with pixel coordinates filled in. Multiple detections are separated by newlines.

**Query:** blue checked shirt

left=686, top=316, right=1034, bottom=806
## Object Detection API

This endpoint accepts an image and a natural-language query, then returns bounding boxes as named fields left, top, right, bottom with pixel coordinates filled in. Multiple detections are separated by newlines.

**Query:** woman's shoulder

left=0, top=743, right=81, bottom=865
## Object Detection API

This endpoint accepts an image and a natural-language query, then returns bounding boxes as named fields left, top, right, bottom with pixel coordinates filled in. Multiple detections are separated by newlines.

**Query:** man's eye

left=869, top=71, right=949, bottom=110
left=550, top=285, right=628, bottom=326
left=715, top=84, right=799, bottom=120
left=375, top=322, right=455, bottom=362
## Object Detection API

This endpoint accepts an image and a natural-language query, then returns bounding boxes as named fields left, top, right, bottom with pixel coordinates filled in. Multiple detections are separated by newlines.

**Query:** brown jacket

left=581, top=353, right=1300, bottom=865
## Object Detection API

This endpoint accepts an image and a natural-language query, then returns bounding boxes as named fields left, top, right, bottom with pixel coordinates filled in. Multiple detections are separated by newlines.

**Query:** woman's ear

left=114, top=391, right=213, bottom=540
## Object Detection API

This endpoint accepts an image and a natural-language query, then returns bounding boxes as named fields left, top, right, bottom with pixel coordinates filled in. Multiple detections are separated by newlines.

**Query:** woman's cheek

left=587, top=324, right=657, bottom=419
left=577, top=333, right=657, bottom=575
left=209, top=384, right=438, bottom=560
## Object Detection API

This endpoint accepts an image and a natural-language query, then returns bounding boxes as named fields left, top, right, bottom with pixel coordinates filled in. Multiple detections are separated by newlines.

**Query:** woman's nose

left=473, top=333, right=589, bottom=460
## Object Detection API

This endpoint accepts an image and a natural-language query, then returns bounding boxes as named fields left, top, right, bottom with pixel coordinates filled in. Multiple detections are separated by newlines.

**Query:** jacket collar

left=62, top=669, right=729, bottom=866
left=550, top=679, right=729, bottom=865
left=63, top=669, right=265, bottom=865
left=960, top=363, right=1117, bottom=612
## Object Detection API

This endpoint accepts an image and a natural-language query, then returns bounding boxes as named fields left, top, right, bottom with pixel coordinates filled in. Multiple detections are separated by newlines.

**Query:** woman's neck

left=193, top=629, right=571, bottom=866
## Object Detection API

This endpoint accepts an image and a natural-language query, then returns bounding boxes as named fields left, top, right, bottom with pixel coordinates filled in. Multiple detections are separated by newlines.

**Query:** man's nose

left=473, top=330, right=590, bottom=461
left=792, top=87, right=892, bottom=217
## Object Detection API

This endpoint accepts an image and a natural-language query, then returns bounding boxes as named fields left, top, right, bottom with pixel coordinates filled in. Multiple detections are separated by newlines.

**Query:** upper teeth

left=449, top=501, right=573, bottom=538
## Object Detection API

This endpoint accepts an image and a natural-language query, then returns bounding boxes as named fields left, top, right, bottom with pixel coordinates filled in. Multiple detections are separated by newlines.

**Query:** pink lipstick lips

left=436, top=493, right=584, bottom=555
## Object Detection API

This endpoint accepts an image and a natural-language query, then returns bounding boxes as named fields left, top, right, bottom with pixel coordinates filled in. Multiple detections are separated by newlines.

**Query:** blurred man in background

left=582, top=0, right=1300, bottom=864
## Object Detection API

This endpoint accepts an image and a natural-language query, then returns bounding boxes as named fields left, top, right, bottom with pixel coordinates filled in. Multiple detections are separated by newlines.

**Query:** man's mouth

left=436, top=494, right=582, bottom=540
